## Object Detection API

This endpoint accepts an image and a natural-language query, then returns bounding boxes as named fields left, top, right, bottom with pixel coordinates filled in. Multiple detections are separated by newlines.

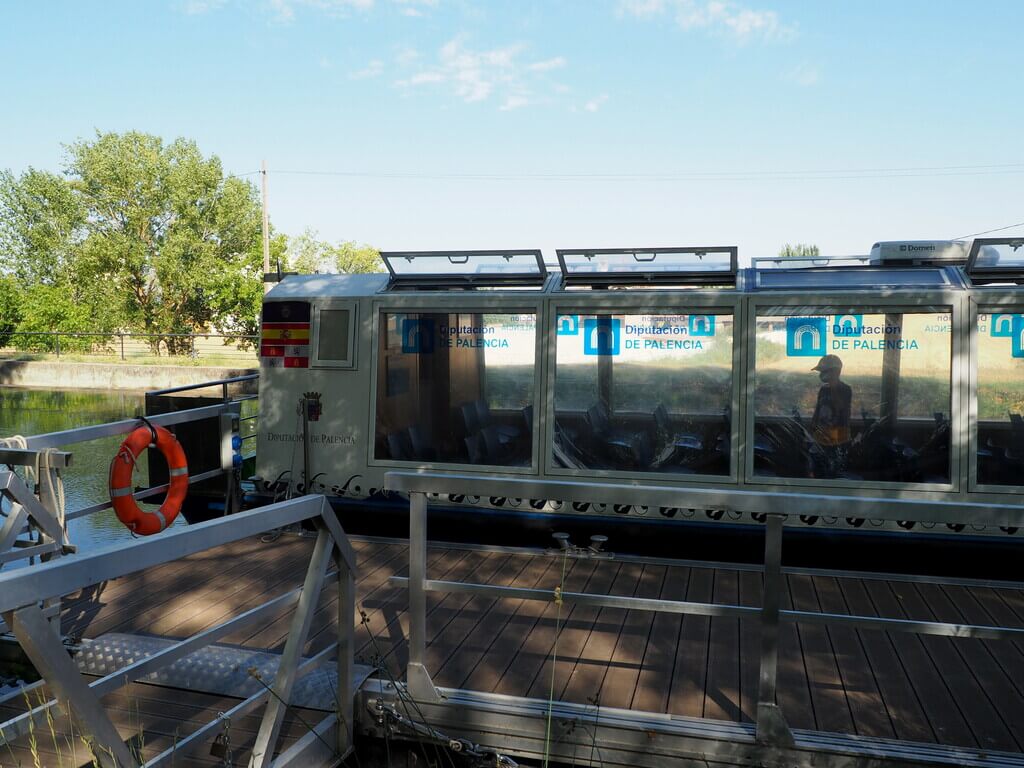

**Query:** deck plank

left=704, top=567, right=741, bottom=722
left=789, top=573, right=854, bottom=735
left=860, top=578, right=975, bottom=747
left=736, top=569, right=762, bottom=724
left=812, top=575, right=895, bottom=739
left=631, top=564, right=689, bottom=714
left=665, top=565, right=712, bottom=718
left=597, top=564, right=665, bottom=710
left=491, top=557, right=600, bottom=698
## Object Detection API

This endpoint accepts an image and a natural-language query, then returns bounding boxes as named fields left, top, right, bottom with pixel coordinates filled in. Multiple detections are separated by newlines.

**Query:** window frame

left=366, top=295, right=545, bottom=475
left=968, top=294, right=1024, bottom=496
left=311, top=301, right=358, bottom=370
left=544, top=292, right=743, bottom=485
left=744, top=293, right=963, bottom=493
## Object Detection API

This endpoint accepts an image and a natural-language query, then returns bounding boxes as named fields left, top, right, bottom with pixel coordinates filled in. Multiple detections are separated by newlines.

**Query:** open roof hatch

left=380, top=249, right=548, bottom=289
left=965, top=237, right=1024, bottom=285
left=555, top=246, right=738, bottom=287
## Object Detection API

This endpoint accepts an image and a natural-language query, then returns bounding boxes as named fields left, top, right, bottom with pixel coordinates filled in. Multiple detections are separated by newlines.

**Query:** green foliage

left=0, top=131, right=382, bottom=355
left=285, top=229, right=384, bottom=275
left=12, top=284, right=105, bottom=352
left=778, top=243, right=821, bottom=258
left=0, top=168, right=85, bottom=285
left=66, top=131, right=263, bottom=352
left=0, top=275, right=23, bottom=346
left=335, top=240, right=383, bottom=274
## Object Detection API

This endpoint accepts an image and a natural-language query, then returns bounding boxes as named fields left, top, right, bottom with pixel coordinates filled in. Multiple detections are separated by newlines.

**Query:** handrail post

left=336, top=542, right=355, bottom=756
left=755, top=513, right=794, bottom=746
left=406, top=491, right=440, bottom=701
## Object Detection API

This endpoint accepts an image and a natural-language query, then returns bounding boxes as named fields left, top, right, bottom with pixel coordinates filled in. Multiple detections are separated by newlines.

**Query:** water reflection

left=0, top=387, right=187, bottom=555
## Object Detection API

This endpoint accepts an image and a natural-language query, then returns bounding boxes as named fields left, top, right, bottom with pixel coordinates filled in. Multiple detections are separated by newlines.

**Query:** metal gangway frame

left=380, top=470, right=1024, bottom=768
left=0, top=494, right=358, bottom=768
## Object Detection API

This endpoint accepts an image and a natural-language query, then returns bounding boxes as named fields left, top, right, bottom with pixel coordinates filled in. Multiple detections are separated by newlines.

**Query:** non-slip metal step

left=75, top=632, right=373, bottom=711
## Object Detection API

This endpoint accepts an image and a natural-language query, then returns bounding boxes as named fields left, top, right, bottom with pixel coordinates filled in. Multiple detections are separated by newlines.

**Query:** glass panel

left=553, top=312, right=733, bottom=475
left=969, top=241, right=1024, bottom=272
left=559, top=248, right=733, bottom=276
left=382, top=251, right=544, bottom=277
left=976, top=311, right=1024, bottom=486
left=753, top=310, right=952, bottom=483
left=756, top=268, right=950, bottom=290
left=318, top=309, right=350, bottom=361
left=375, top=311, right=535, bottom=466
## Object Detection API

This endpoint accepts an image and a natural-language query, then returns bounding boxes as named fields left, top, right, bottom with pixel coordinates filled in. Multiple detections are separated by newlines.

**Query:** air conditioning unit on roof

left=869, top=240, right=969, bottom=266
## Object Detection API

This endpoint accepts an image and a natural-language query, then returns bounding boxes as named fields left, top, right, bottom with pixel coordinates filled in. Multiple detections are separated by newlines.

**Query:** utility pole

left=261, top=159, right=271, bottom=293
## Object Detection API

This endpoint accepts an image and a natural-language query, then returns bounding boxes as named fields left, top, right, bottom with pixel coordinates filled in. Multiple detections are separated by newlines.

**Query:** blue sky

left=2, top=0, right=1022, bottom=259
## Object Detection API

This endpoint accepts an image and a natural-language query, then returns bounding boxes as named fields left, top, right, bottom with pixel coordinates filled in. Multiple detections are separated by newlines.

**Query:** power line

left=261, top=162, right=1024, bottom=182
left=955, top=220, right=1024, bottom=239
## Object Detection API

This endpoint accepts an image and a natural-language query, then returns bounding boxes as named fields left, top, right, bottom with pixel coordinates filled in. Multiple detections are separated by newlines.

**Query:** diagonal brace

left=248, top=527, right=333, bottom=768
left=4, top=604, right=137, bottom=768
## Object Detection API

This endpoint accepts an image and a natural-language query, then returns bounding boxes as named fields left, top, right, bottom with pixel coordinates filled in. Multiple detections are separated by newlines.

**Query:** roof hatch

left=380, top=249, right=547, bottom=289
left=555, top=246, right=738, bottom=287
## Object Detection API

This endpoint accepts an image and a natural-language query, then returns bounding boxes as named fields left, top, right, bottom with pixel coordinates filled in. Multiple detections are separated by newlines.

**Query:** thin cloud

left=785, top=62, right=821, bottom=87
left=584, top=93, right=609, bottom=112
left=619, top=0, right=796, bottom=44
left=395, top=37, right=567, bottom=109
left=527, top=56, right=567, bottom=72
left=350, top=59, right=385, bottom=79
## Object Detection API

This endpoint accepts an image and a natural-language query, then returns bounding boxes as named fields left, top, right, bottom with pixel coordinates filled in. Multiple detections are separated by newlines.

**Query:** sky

left=2, top=0, right=1023, bottom=261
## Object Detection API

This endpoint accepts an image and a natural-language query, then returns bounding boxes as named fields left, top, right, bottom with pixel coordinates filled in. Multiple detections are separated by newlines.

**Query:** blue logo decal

left=786, top=317, right=827, bottom=357
left=991, top=313, right=1015, bottom=338
left=401, top=318, right=434, bottom=353
left=832, top=314, right=863, bottom=337
left=688, top=315, right=715, bottom=336
left=1013, top=316, right=1024, bottom=358
left=556, top=314, right=580, bottom=336
left=583, top=318, right=620, bottom=356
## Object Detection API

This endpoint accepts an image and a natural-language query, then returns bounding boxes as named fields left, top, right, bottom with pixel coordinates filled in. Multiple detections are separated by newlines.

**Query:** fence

left=381, top=470, right=1024, bottom=768
left=0, top=331, right=258, bottom=365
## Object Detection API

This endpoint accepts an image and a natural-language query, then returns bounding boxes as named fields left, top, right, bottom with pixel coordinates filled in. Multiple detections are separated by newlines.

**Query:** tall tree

left=66, top=131, right=263, bottom=351
left=334, top=240, right=383, bottom=274
left=778, top=243, right=821, bottom=258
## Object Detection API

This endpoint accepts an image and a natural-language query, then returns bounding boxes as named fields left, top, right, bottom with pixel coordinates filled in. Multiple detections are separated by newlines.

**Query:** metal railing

left=0, top=494, right=357, bottom=768
left=383, top=470, right=1024, bottom=767
left=0, top=331, right=258, bottom=364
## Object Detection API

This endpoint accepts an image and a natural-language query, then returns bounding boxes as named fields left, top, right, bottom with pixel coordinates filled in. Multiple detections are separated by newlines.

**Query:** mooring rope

left=542, top=549, right=569, bottom=768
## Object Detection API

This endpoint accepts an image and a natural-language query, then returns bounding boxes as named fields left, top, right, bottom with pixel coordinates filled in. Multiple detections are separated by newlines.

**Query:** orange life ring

left=109, top=424, right=188, bottom=535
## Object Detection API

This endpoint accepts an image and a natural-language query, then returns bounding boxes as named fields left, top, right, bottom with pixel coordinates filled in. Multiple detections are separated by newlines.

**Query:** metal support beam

left=271, top=714, right=338, bottom=768
left=4, top=605, right=137, bottom=768
left=248, top=528, right=333, bottom=768
left=336, top=550, right=356, bottom=757
left=407, top=492, right=441, bottom=702
left=755, top=514, right=793, bottom=747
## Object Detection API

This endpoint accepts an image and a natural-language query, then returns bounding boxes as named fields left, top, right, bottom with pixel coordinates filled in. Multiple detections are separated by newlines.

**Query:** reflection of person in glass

left=810, top=354, right=852, bottom=477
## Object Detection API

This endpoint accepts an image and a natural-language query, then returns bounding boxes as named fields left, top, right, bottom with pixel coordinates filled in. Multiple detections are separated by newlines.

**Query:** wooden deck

left=3, top=532, right=1024, bottom=765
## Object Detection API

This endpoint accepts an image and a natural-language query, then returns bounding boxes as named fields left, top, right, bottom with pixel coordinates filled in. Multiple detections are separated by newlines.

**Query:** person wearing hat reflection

left=809, top=354, right=852, bottom=477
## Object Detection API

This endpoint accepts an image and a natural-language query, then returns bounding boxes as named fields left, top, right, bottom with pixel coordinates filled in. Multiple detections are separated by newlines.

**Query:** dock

left=2, top=528, right=1024, bottom=766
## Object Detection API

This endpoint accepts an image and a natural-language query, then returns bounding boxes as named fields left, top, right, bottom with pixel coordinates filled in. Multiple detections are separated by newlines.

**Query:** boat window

left=966, top=238, right=1024, bottom=285
left=556, top=247, right=737, bottom=287
left=380, top=250, right=547, bottom=289
left=976, top=311, right=1024, bottom=486
left=313, top=307, right=355, bottom=368
left=755, top=268, right=952, bottom=290
left=375, top=311, right=536, bottom=466
left=552, top=312, right=733, bottom=476
left=752, top=309, right=952, bottom=484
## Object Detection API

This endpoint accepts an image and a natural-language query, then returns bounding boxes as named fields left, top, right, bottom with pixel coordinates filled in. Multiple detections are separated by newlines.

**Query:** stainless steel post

left=406, top=492, right=440, bottom=700
left=755, top=513, right=793, bottom=746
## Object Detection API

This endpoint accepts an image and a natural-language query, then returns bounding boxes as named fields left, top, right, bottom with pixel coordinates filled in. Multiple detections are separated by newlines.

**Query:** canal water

left=0, top=386, right=188, bottom=554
